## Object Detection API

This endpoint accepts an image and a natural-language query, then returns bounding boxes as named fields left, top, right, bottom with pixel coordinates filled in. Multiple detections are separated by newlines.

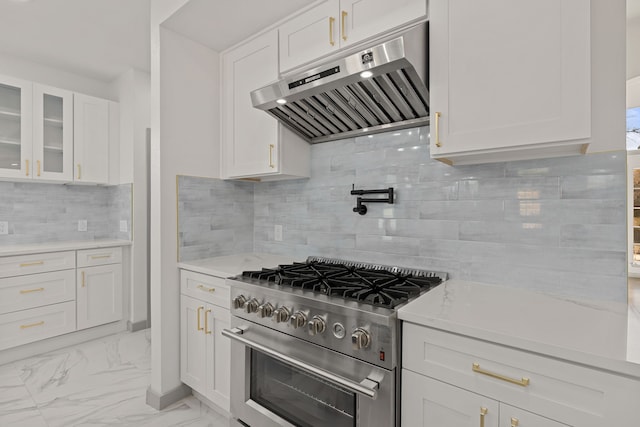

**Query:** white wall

left=0, top=51, right=114, bottom=99
left=149, top=0, right=220, bottom=399
left=113, top=69, right=151, bottom=328
left=628, top=16, right=640, bottom=80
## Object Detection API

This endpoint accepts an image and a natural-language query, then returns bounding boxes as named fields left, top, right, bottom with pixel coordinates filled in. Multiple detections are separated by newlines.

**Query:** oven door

left=222, top=320, right=395, bottom=427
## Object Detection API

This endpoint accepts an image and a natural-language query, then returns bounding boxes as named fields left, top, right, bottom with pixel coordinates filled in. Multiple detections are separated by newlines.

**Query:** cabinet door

left=340, top=0, right=426, bottom=48
left=205, top=305, right=230, bottom=411
left=429, top=0, right=590, bottom=163
left=180, top=295, right=207, bottom=393
left=0, top=75, right=32, bottom=179
left=500, top=403, right=572, bottom=427
left=33, top=84, right=73, bottom=181
left=402, top=370, right=499, bottom=427
left=222, top=29, right=281, bottom=178
left=74, top=93, right=110, bottom=184
left=279, top=0, right=340, bottom=72
left=76, top=264, right=122, bottom=330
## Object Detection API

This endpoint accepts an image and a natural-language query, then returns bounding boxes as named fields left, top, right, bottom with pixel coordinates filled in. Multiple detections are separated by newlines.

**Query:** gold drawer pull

left=197, top=284, right=215, bottom=293
left=20, top=287, right=45, bottom=294
left=26, top=159, right=29, bottom=176
left=204, top=309, right=212, bottom=335
left=269, top=144, right=275, bottom=168
left=90, top=254, right=111, bottom=260
left=197, top=306, right=204, bottom=331
left=77, top=164, right=82, bottom=180
left=472, top=363, right=530, bottom=387
left=480, top=407, right=488, bottom=427
left=20, top=261, right=44, bottom=267
left=37, top=160, right=41, bottom=177
left=81, top=271, right=86, bottom=287
left=20, top=320, right=45, bottom=329
left=511, top=418, right=519, bottom=427
left=329, top=16, right=335, bottom=46
left=341, top=10, right=347, bottom=41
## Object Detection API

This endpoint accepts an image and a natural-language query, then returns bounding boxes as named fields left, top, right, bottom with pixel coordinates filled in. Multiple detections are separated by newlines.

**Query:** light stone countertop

left=398, top=279, right=640, bottom=378
left=0, top=239, right=132, bottom=257
left=178, top=253, right=304, bottom=278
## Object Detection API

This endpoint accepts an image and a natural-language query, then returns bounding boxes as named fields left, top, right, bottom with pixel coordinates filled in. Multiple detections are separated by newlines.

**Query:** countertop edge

left=0, top=240, right=132, bottom=257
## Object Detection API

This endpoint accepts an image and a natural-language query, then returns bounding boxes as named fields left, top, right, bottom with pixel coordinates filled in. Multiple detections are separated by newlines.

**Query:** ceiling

left=0, top=0, right=150, bottom=82
left=162, top=0, right=315, bottom=52
left=0, top=0, right=636, bottom=83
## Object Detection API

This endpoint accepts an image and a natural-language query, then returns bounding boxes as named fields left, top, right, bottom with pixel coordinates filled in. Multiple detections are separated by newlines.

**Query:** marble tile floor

left=0, top=329, right=232, bottom=426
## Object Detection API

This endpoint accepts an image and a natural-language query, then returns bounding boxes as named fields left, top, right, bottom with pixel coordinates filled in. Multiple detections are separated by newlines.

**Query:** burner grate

left=241, top=258, right=444, bottom=309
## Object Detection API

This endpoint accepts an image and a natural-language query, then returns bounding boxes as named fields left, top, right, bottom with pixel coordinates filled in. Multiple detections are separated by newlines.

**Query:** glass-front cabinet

left=629, top=107, right=640, bottom=277
left=0, top=76, right=32, bottom=178
left=33, top=84, right=73, bottom=181
left=0, top=76, right=73, bottom=182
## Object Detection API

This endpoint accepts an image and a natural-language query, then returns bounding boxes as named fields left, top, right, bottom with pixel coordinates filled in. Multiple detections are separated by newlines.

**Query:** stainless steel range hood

left=250, top=23, right=429, bottom=144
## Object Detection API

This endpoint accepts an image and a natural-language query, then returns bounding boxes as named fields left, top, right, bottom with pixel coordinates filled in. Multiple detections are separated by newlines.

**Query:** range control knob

left=272, top=307, right=291, bottom=323
left=232, top=295, right=247, bottom=310
left=257, top=302, right=274, bottom=318
left=351, top=328, right=371, bottom=350
left=289, top=311, right=307, bottom=329
left=244, top=298, right=260, bottom=314
left=308, top=316, right=326, bottom=336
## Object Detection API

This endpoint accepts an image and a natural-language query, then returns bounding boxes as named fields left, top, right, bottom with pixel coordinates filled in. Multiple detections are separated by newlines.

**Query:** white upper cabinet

left=429, top=0, right=591, bottom=165
left=0, top=75, right=32, bottom=179
left=73, top=93, right=110, bottom=184
left=0, top=74, right=115, bottom=184
left=33, top=84, right=73, bottom=182
left=279, top=0, right=427, bottom=72
left=221, top=29, right=310, bottom=180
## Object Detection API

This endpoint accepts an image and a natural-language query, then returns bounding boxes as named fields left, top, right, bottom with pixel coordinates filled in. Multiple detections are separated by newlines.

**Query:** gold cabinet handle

left=329, top=17, right=335, bottom=46
left=197, top=284, right=215, bottom=293
left=511, top=418, right=519, bottom=427
left=20, top=320, right=44, bottom=330
left=37, top=160, right=41, bottom=176
left=77, top=164, right=81, bottom=179
left=20, top=287, right=45, bottom=294
left=472, top=363, right=530, bottom=387
left=341, top=11, right=347, bottom=41
left=480, top=407, right=488, bottom=427
left=90, top=254, right=111, bottom=260
left=204, top=309, right=212, bottom=334
left=20, top=261, right=44, bottom=267
left=25, top=159, right=29, bottom=176
left=197, top=306, right=204, bottom=331
left=81, top=271, right=86, bottom=287
left=269, top=144, right=275, bottom=168
left=434, top=111, right=442, bottom=147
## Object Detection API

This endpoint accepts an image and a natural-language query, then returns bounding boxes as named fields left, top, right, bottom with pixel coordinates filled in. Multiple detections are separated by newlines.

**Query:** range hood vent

left=251, top=23, right=429, bottom=144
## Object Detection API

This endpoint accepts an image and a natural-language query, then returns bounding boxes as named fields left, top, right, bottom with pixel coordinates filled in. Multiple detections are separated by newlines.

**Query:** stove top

left=240, top=257, right=445, bottom=309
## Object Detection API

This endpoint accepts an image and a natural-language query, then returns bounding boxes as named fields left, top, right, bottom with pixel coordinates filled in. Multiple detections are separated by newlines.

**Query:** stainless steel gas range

left=222, top=256, right=446, bottom=427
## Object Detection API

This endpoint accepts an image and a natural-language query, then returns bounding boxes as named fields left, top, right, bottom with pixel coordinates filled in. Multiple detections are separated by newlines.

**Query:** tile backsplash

left=179, top=126, right=628, bottom=302
left=0, top=182, right=132, bottom=244
left=177, top=176, right=254, bottom=262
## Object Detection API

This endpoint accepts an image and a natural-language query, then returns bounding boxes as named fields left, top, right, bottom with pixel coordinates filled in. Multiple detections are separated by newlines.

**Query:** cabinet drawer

left=402, top=323, right=603, bottom=426
left=180, top=270, right=230, bottom=309
left=0, top=251, right=76, bottom=278
left=0, top=269, right=76, bottom=315
left=0, top=301, right=76, bottom=351
left=77, top=247, right=122, bottom=267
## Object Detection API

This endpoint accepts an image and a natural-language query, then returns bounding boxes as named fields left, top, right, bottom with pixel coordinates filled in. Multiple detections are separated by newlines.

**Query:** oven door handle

left=222, top=327, right=379, bottom=400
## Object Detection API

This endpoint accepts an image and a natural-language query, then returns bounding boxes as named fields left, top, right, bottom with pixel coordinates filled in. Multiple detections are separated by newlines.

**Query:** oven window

left=251, top=350, right=356, bottom=427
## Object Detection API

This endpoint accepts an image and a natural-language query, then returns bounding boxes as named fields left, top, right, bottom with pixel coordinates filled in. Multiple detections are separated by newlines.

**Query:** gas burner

left=241, top=259, right=443, bottom=308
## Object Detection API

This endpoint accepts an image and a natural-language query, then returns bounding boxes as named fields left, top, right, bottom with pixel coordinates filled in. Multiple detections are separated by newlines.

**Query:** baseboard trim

left=127, top=319, right=148, bottom=332
left=146, top=384, right=192, bottom=410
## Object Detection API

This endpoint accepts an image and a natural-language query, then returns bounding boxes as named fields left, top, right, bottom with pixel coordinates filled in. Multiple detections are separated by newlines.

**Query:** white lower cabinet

left=402, top=371, right=568, bottom=427
left=180, top=270, right=231, bottom=412
left=0, top=301, right=75, bottom=351
left=402, top=323, right=640, bottom=426
left=76, top=264, right=123, bottom=330
left=76, top=246, right=123, bottom=330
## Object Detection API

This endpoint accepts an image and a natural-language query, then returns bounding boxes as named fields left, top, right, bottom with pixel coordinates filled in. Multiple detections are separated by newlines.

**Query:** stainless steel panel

left=250, top=22, right=429, bottom=143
